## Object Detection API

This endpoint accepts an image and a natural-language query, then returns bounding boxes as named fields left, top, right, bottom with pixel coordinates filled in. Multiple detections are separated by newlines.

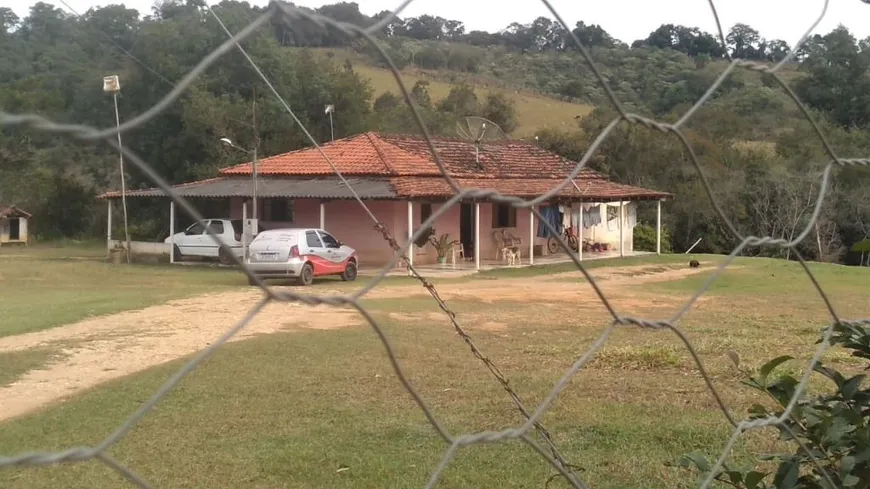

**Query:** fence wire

left=1, top=0, right=869, bottom=488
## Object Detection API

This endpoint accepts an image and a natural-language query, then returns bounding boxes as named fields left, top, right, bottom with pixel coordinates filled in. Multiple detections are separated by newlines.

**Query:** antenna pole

left=252, top=85, right=258, bottom=222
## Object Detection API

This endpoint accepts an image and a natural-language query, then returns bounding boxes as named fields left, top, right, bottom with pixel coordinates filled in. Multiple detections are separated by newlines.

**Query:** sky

left=4, top=0, right=869, bottom=45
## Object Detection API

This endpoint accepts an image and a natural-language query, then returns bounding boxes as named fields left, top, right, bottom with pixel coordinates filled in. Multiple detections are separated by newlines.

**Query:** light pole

left=103, top=74, right=131, bottom=264
left=221, top=137, right=257, bottom=260
left=325, top=104, right=335, bottom=142
left=220, top=137, right=258, bottom=221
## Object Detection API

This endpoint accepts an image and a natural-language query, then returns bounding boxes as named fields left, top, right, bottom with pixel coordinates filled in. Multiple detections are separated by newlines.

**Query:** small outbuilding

left=0, top=205, right=31, bottom=246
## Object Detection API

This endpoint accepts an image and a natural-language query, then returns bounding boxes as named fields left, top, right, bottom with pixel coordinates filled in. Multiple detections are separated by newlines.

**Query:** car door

left=203, top=219, right=226, bottom=258
left=178, top=221, right=207, bottom=255
left=302, top=230, right=332, bottom=276
left=317, top=230, right=348, bottom=273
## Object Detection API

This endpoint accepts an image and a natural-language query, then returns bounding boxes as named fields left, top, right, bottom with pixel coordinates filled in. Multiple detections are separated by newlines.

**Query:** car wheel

left=218, top=246, right=233, bottom=266
left=173, top=244, right=183, bottom=262
left=341, top=261, right=357, bottom=282
left=297, top=262, right=314, bottom=286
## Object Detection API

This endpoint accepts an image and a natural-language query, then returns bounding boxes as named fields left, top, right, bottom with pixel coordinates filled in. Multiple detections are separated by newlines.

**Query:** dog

left=689, top=259, right=700, bottom=268
left=506, top=246, right=521, bottom=266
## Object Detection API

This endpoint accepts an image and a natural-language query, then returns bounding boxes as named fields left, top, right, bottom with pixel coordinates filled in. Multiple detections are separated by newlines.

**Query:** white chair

left=450, top=242, right=465, bottom=264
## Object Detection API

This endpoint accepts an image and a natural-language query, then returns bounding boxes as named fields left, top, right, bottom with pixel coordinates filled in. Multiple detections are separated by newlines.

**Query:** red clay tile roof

left=0, top=205, right=31, bottom=218
left=219, top=131, right=607, bottom=180
left=100, top=132, right=673, bottom=202
left=389, top=177, right=672, bottom=201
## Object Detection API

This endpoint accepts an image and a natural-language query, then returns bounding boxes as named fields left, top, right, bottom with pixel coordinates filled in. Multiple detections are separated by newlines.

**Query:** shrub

left=633, top=222, right=672, bottom=253
left=680, top=322, right=870, bottom=488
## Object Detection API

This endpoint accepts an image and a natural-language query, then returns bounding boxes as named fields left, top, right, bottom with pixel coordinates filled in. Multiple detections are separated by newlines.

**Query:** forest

left=1, top=0, right=869, bottom=264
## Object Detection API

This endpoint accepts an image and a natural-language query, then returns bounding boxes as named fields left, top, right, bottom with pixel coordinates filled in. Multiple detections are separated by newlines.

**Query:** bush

left=633, top=222, right=672, bottom=253
left=681, top=322, right=870, bottom=488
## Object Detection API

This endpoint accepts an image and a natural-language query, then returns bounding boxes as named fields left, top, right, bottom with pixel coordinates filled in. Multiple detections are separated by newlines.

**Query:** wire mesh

left=1, top=0, right=870, bottom=488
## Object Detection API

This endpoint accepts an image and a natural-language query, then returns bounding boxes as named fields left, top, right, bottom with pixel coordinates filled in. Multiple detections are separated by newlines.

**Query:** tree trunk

left=815, top=223, right=823, bottom=261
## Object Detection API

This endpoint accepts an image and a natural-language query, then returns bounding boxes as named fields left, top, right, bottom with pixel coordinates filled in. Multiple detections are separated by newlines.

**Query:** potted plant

left=428, top=233, right=458, bottom=264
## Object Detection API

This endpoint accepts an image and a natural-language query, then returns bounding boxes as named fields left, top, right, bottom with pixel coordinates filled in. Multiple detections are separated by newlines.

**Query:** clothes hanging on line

left=536, top=205, right=562, bottom=238
left=582, top=205, right=602, bottom=228
left=606, top=204, right=619, bottom=231
left=561, top=207, right=573, bottom=231
left=628, top=203, right=637, bottom=228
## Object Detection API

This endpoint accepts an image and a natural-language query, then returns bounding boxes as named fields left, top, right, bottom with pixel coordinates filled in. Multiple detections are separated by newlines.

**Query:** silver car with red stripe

left=245, top=228, right=358, bottom=286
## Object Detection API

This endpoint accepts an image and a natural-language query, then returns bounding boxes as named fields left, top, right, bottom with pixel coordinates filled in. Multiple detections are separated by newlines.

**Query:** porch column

left=169, top=200, right=176, bottom=264
left=528, top=206, right=534, bottom=265
left=320, top=202, right=326, bottom=229
left=107, top=199, right=113, bottom=252
left=242, top=201, right=248, bottom=260
left=407, top=201, right=413, bottom=272
left=619, top=200, right=625, bottom=258
left=656, top=199, right=662, bottom=255
left=474, top=201, right=480, bottom=271
left=578, top=202, right=583, bottom=261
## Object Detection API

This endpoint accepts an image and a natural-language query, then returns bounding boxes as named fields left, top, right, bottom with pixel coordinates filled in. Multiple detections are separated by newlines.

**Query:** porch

left=376, top=249, right=655, bottom=278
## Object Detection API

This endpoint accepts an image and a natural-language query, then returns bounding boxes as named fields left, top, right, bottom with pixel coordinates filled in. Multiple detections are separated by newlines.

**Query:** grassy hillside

left=314, top=44, right=805, bottom=140
left=315, top=48, right=595, bottom=138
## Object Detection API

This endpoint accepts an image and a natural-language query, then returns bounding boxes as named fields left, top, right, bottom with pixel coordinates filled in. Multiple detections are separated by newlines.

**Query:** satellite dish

left=455, top=116, right=508, bottom=168
left=456, top=116, right=508, bottom=142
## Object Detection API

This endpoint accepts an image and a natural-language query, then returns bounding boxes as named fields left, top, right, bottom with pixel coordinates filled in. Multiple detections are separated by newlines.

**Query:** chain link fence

left=2, top=0, right=869, bottom=488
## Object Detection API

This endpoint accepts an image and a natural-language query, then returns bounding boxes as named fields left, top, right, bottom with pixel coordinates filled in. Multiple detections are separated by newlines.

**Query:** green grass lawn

left=1, top=247, right=868, bottom=488
left=0, top=242, right=246, bottom=337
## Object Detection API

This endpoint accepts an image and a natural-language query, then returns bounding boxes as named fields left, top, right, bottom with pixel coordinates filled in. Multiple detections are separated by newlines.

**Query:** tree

left=726, top=23, right=765, bottom=59
left=764, top=39, right=791, bottom=61
left=411, top=80, right=433, bottom=108
left=794, top=26, right=870, bottom=129
left=0, top=7, right=20, bottom=33
left=438, top=84, right=479, bottom=117
left=570, top=21, right=616, bottom=49
left=634, top=24, right=725, bottom=58
left=481, top=92, right=518, bottom=133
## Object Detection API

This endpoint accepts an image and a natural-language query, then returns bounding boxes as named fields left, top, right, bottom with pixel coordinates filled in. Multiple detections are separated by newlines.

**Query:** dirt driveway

left=0, top=262, right=712, bottom=422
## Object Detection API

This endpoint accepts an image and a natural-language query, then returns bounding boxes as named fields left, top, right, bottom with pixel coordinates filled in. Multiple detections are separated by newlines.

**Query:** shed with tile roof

left=0, top=205, right=31, bottom=246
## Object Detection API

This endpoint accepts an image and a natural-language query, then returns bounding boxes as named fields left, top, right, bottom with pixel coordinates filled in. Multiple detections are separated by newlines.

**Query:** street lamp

left=103, top=74, right=131, bottom=264
left=220, top=137, right=258, bottom=221
left=325, top=104, right=335, bottom=143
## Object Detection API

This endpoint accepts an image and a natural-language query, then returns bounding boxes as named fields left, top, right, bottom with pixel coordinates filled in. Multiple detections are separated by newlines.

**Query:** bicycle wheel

left=547, top=236, right=560, bottom=254
left=567, top=234, right=579, bottom=252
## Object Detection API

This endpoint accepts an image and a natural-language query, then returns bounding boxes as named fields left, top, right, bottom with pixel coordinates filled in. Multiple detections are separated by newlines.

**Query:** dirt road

left=0, top=262, right=712, bottom=422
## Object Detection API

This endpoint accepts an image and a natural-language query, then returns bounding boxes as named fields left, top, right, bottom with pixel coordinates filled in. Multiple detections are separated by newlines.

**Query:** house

left=97, top=132, right=673, bottom=268
left=0, top=205, right=31, bottom=246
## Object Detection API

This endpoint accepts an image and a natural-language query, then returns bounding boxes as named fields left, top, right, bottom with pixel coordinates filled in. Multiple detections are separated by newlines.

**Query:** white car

left=245, top=228, right=358, bottom=286
left=165, top=218, right=262, bottom=264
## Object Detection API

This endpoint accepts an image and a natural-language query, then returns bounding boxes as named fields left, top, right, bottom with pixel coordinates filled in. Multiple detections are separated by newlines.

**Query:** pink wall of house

left=228, top=197, right=639, bottom=267
left=228, top=198, right=552, bottom=267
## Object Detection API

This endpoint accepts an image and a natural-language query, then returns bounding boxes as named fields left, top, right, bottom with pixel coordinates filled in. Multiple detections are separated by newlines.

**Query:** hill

left=335, top=58, right=594, bottom=138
